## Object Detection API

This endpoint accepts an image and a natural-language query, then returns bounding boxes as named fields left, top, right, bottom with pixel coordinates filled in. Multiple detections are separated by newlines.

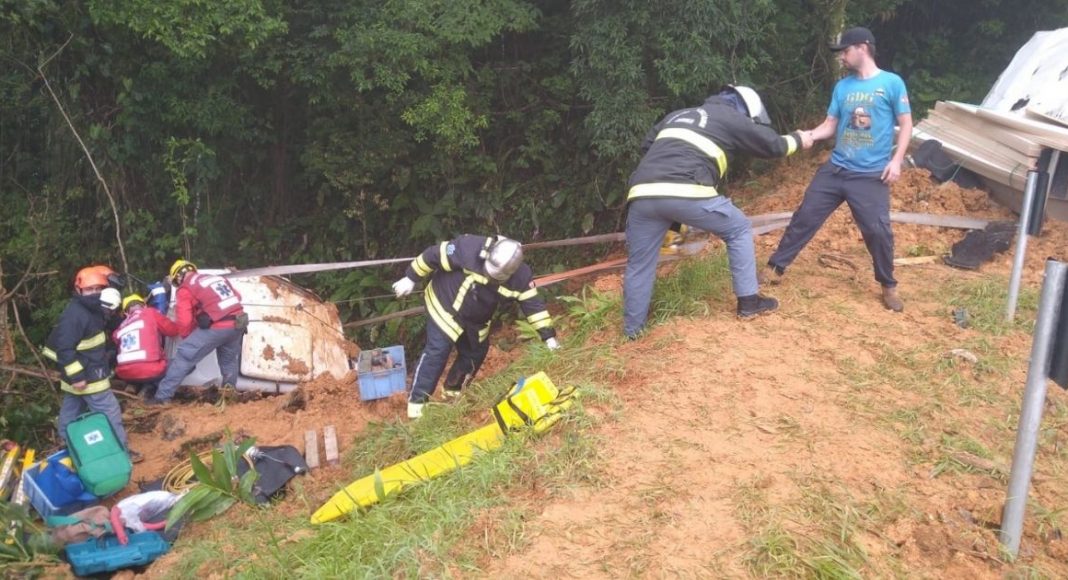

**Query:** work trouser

left=155, top=327, right=244, bottom=401
left=768, top=162, right=896, bottom=287
left=58, top=390, right=128, bottom=448
left=409, top=319, right=490, bottom=404
left=624, top=195, right=758, bottom=336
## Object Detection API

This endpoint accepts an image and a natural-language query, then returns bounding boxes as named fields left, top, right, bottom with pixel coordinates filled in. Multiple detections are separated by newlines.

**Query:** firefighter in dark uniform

left=43, top=266, right=143, bottom=463
left=392, top=234, right=559, bottom=419
left=623, top=85, right=813, bottom=338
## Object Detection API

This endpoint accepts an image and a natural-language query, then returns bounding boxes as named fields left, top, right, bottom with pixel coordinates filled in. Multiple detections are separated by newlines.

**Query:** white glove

left=392, top=277, right=415, bottom=298
left=99, top=288, right=122, bottom=311
left=545, top=337, right=560, bottom=351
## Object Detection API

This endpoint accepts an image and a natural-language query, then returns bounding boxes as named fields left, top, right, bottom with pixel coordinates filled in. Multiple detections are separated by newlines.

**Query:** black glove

left=196, top=313, right=213, bottom=329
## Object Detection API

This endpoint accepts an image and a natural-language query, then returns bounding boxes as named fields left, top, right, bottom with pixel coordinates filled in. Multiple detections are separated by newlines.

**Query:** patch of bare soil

left=485, top=159, right=1068, bottom=578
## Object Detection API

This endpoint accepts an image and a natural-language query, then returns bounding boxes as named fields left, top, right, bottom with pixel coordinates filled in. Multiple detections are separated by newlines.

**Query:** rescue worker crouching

left=43, top=266, right=143, bottom=463
left=146, top=260, right=247, bottom=405
left=623, top=85, right=814, bottom=339
left=112, top=294, right=180, bottom=401
left=392, top=235, right=560, bottom=419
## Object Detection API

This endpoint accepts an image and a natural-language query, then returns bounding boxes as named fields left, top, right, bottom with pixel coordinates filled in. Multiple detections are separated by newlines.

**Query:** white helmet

left=728, top=85, right=771, bottom=125
left=485, top=237, right=524, bottom=282
left=99, top=288, right=122, bottom=311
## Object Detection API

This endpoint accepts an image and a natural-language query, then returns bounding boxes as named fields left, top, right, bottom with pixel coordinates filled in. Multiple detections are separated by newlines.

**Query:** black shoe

left=143, top=397, right=171, bottom=407
left=737, top=294, right=779, bottom=318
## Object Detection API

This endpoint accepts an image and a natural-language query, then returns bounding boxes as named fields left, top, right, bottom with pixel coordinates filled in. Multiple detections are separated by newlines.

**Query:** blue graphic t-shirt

left=828, top=70, right=911, bottom=173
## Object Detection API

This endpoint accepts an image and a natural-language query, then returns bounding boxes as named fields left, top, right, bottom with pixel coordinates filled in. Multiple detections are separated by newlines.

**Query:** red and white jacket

left=112, top=307, right=179, bottom=381
left=174, top=272, right=244, bottom=337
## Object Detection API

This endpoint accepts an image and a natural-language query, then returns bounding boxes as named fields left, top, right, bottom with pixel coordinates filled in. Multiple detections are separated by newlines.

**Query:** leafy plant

left=0, top=501, right=59, bottom=570
left=166, top=435, right=259, bottom=530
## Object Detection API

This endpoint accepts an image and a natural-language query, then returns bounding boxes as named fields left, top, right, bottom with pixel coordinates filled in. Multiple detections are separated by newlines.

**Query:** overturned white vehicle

left=164, top=271, right=356, bottom=393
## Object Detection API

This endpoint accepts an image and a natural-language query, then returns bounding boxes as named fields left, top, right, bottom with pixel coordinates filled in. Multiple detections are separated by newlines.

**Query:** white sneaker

left=443, top=388, right=462, bottom=401
left=407, top=402, right=424, bottom=419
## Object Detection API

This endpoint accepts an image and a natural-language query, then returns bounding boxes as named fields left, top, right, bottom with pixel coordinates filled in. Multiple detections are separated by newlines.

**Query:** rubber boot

left=737, top=294, right=779, bottom=319
left=882, top=286, right=904, bottom=312
left=407, top=402, right=424, bottom=419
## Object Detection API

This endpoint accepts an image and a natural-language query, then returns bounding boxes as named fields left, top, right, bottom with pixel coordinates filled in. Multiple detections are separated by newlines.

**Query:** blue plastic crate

left=23, top=451, right=97, bottom=520
left=356, top=345, right=406, bottom=401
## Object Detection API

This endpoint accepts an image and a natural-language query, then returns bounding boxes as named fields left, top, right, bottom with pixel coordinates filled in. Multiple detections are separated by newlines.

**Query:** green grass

left=940, top=275, right=1039, bottom=335
left=162, top=311, right=623, bottom=578
left=649, top=251, right=733, bottom=326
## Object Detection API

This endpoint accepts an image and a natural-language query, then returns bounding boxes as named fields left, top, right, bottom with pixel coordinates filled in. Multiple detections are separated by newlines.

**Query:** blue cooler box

left=356, top=345, right=406, bottom=400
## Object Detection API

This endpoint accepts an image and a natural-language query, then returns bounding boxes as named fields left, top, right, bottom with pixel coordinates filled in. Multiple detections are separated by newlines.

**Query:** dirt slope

left=486, top=157, right=1068, bottom=578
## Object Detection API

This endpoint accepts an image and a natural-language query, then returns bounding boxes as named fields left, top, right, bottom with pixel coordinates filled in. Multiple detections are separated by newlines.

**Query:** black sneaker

left=737, top=294, right=779, bottom=319
left=143, top=397, right=171, bottom=407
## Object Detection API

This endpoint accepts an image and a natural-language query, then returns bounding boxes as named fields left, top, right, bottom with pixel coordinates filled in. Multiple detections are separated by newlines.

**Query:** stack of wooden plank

left=912, top=101, right=1068, bottom=218
left=913, top=101, right=1056, bottom=190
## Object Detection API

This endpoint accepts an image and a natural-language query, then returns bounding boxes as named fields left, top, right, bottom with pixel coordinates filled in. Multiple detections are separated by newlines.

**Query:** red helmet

left=75, top=265, right=115, bottom=291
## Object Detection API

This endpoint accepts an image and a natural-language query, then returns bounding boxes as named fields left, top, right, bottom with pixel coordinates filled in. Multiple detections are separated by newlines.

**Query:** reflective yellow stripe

left=64, top=361, right=84, bottom=375
left=656, top=128, right=728, bottom=177
left=453, top=275, right=478, bottom=311
left=527, top=310, right=552, bottom=330
left=497, top=286, right=522, bottom=299
left=42, top=347, right=57, bottom=361
left=61, top=377, right=110, bottom=395
left=439, top=242, right=452, bottom=272
left=517, top=288, right=538, bottom=301
left=467, top=271, right=489, bottom=285
left=478, top=325, right=490, bottom=341
left=413, top=256, right=432, bottom=277
left=527, top=311, right=550, bottom=324
left=784, top=134, right=798, bottom=156
left=425, top=287, right=462, bottom=341
left=628, top=183, right=719, bottom=201
left=76, top=332, right=105, bottom=351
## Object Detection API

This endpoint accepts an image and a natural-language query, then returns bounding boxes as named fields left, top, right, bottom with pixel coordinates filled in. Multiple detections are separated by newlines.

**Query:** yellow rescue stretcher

left=310, top=372, right=575, bottom=524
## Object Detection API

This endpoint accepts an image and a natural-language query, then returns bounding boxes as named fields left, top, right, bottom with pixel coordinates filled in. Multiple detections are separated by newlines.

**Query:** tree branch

left=37, top=34, right=129, bottom=273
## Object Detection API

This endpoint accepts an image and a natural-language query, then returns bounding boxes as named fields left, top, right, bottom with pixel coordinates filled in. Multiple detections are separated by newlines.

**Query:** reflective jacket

left=43, top=294, right=112, bottom=395
left=113, top=307, right=180, bottom=381
left=174, top=272, right=244, bottom=337
left=627, top=96, right=804, bottom=201
left=403, top=234, right=556, bottom=344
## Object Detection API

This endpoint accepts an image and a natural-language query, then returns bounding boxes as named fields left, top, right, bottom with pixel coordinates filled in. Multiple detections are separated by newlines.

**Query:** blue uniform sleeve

left=404, top=240, right=456, bottom=281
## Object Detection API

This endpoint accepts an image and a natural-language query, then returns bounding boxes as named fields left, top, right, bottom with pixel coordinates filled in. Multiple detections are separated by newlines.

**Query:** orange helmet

left=74, top=265, right=115, bottom=291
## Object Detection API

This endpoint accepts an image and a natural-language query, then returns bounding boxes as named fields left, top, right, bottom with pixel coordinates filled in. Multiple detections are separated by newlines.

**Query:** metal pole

left=1000, top=259, right=1068, bottom=557
left=1006, top=170, right=1040, bottom=321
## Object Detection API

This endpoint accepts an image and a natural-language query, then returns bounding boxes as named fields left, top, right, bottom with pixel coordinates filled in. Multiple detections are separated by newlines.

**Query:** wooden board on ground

left=323, top=425, right=339, bottom=466
left=304, top=429, right=320, bottom=470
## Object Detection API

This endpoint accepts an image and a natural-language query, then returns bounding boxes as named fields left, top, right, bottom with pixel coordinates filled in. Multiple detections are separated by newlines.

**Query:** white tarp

left=982, top=28, right=1068, bottom=123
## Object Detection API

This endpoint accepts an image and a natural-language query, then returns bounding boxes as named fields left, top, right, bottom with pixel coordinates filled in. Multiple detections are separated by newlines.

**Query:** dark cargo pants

left=768, top=162, right=897, bottom=287
left=409, top=320, right=490, bottom=404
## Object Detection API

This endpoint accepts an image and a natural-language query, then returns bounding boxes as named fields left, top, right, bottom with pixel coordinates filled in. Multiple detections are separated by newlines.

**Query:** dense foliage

left=2, top=0, right=1067, bottom=442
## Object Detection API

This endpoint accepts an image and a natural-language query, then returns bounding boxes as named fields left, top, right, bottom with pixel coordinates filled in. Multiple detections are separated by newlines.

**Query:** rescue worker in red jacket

left=112, top=294, right=180, bottom=400
left=44, top=266, right=142, bottom=463
left=392, top=234, right=559, bottom=419
left=146, top=260, right=247, bottom=405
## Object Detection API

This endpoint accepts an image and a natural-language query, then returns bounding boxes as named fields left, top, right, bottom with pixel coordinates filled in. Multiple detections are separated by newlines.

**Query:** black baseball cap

left=829, top=27, right=875, bottom=52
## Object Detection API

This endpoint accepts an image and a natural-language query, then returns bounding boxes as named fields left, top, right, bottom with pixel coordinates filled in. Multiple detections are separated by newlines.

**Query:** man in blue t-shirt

left=764, top=26, right=913, bottom=312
